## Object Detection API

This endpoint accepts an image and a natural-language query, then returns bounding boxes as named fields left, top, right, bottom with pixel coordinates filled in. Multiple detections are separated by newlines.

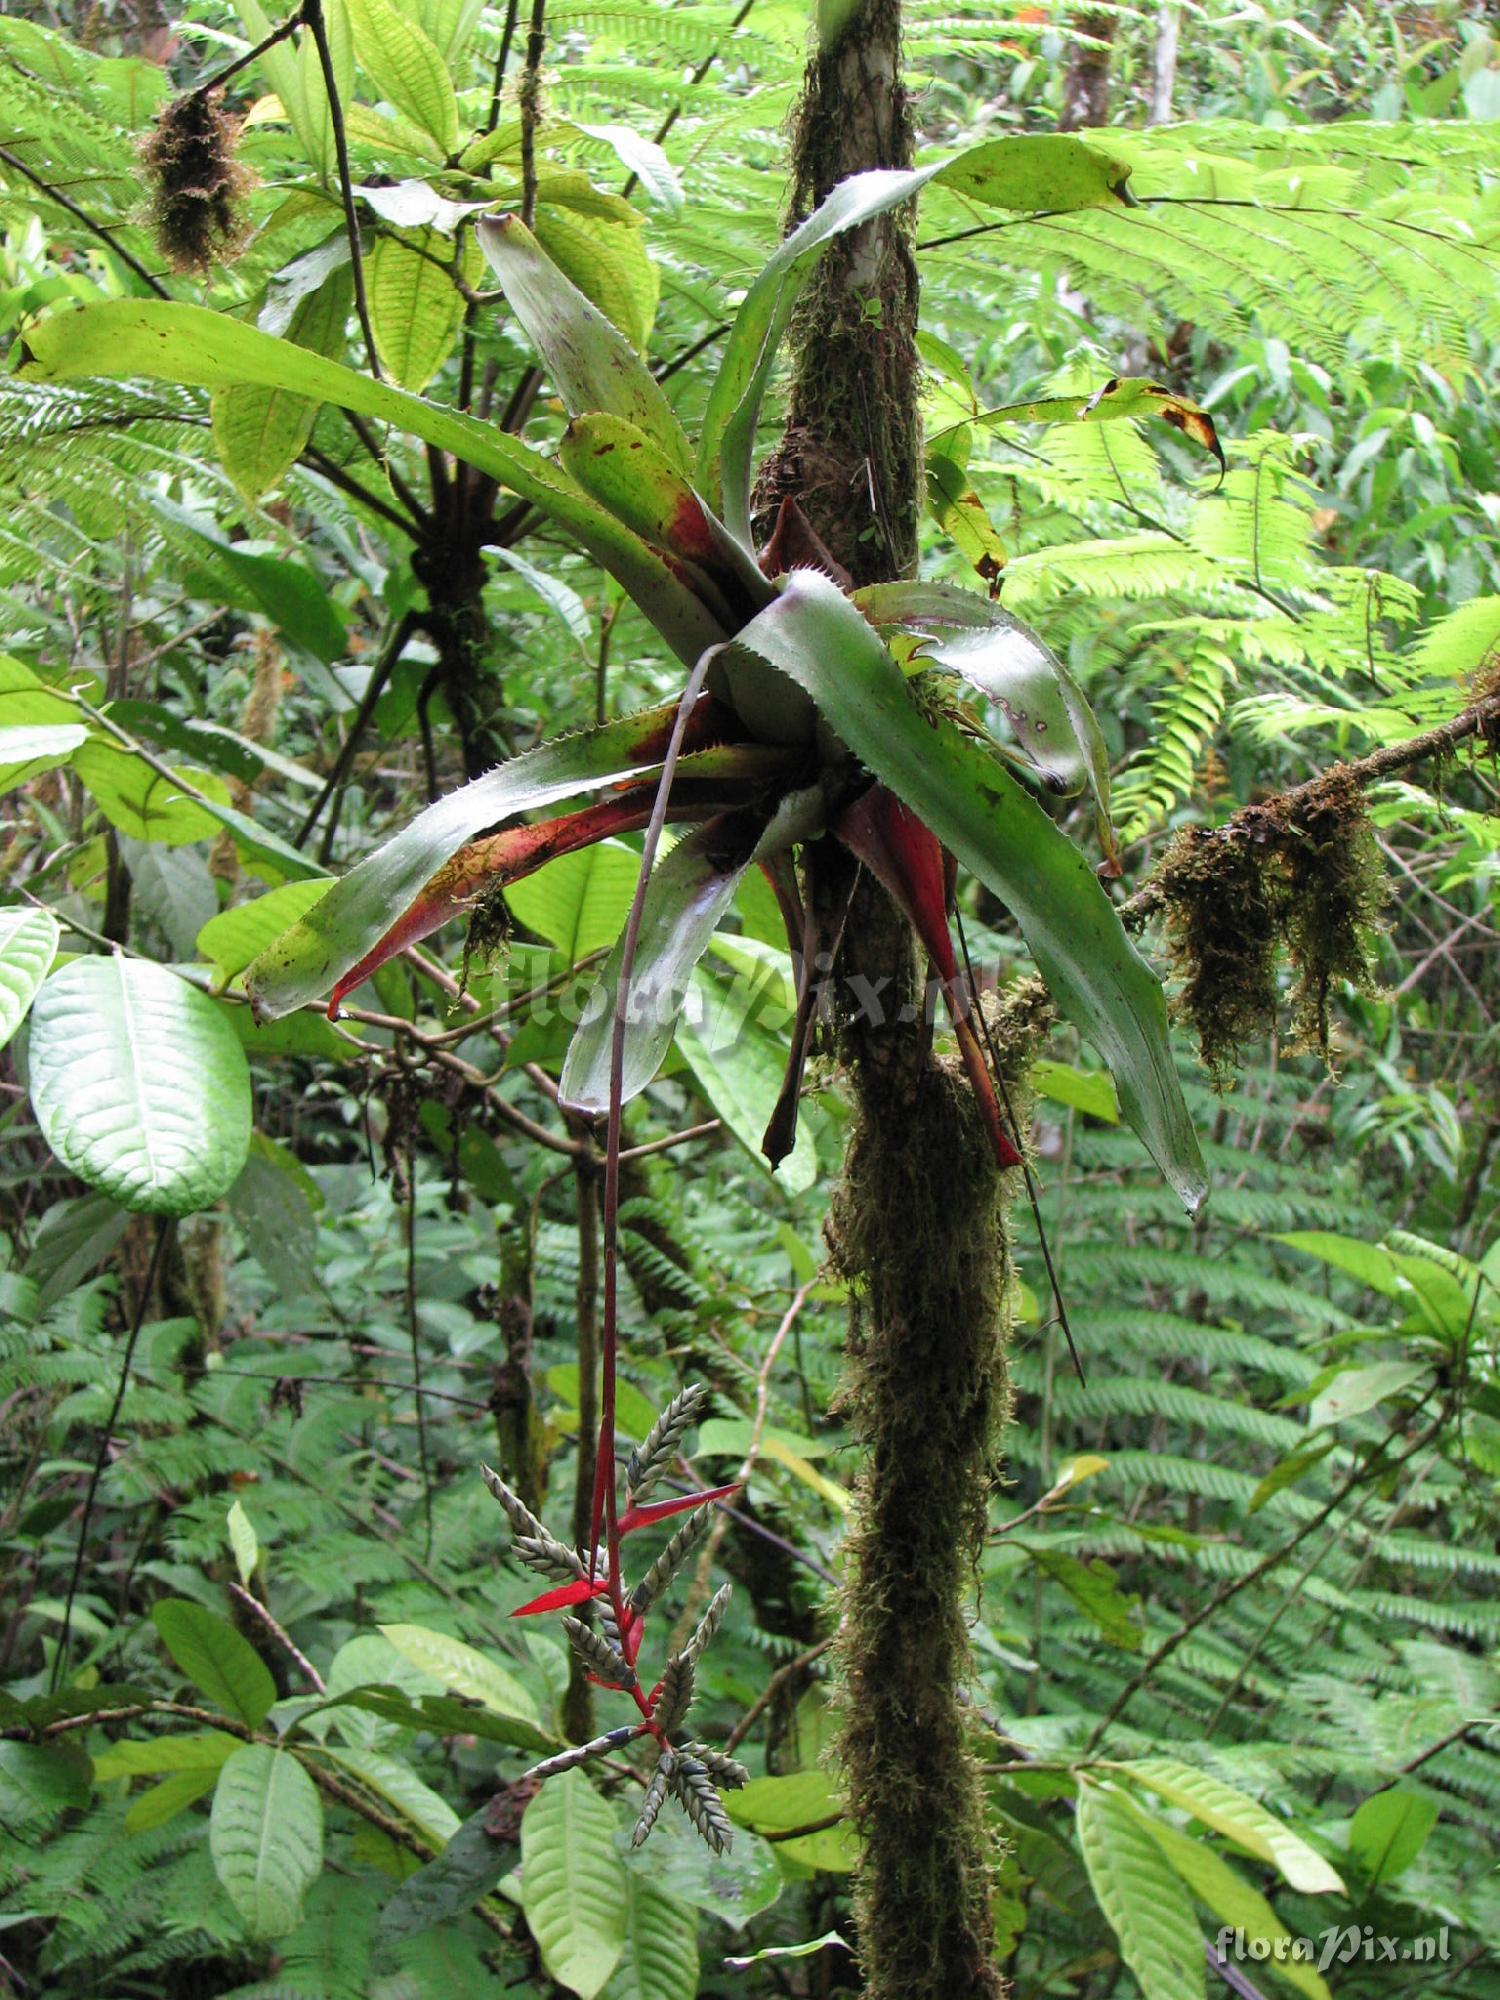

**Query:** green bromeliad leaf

left=475, top=215, right=690, bottom=470
left=699, top=140, right=1132, bottom=546
left=14, top=302, right=727, bottom=669
left=240, top=700, right=726, bottom=1018
left=730, top=571, right=1206, bottom=1210
left=856, top=579, right=1114, bottom=851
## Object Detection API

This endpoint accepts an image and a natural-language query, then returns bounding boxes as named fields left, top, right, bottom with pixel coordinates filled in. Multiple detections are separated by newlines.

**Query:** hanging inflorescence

left=482, top=1383, right=748, bottom=1851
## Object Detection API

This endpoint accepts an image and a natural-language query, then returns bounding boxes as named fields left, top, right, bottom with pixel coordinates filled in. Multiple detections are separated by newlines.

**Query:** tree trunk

left=762, top=4, right=1017, bottom=1993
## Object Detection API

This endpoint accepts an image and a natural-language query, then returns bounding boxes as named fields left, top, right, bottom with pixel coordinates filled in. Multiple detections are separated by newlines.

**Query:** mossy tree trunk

left=759, top=3, right=1017, bottom=1994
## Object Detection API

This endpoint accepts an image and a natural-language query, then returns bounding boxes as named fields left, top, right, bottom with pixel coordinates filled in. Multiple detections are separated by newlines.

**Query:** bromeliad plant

left=483, top=1383, right=749, bottom=1851
left=15, top=130, right=1214, bottom=1805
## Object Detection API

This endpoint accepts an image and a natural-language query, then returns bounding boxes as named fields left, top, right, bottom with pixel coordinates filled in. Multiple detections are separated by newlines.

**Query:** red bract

left=510, top=1576, right=610, bottom=1618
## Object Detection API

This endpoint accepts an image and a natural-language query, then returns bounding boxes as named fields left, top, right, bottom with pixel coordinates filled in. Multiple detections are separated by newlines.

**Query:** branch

left=1122, top=688, right=1500, bottom=930
left=0, top=144, right=168, bottom=295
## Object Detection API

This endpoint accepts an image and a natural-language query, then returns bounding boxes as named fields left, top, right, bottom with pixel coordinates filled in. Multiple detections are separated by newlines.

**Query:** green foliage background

left=0, top=1, right=1497, bottom=1995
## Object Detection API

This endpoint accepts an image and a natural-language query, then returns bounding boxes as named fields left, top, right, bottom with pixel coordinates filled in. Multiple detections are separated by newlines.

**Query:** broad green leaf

left=0, top=722, right=86, bottom=789
left=927, top=435, right=1010, bottom=587
left=1116, top=1758, right=1344, bottom=1895
left=368, top=228, right=466, bottom=391
left=126, top=1766, right=221, bottom=1833
left=724, top=1769, right=840, bottom=1833
left=0, top=655, right=85, bottom=789
left=210, top=1743, right=324, bottom=1940
left=1076, top=1781, right=1206, bottom=2000
left=575, top=121, right=683, bottom=213
left=152, top=1598, right=276, bottom=1729
left=936, top=132, right=1133, bottom=213
left=230, top=0, right=311, bottom=168
left=346, top=0, right=458, bottom=152
left=93, top=1731, right=241, bottom=1781
left=29, top=961, right=253, bottom=1216
left=858, top=578, right=1114, bottom=844
left=243, top=699, right=699, bottom=1018
left=602, top=1871, right=698, bottom=2000
left=314, top=1683, right=554, bottom=1753
left=321, top=1745, right=462, bottom=1844
left=1249, top=1438, right=1335, bottom=1513
left=1142, top=1811, right=1330, bottom=2000
left=378, top=1622, right=540, bottom=1724
left=677, top=962, right=819, bottom=1193
left=1274, top=1232, right=1403, bottom=1295
left=378, top=1803, right=512, bottom=1947
left=198, top=879, right=334, bottom=987
left=15, top=302, right=728, bottom=670
left=0, top=1740, right=92, bottom=1828
left=156, top=502, right=348, bottom=665
left=730, top=572, right=1205, bottom=1209
left=1307, top=1361, right=1429, bottom=1430
left=73, top=740, right=232, bottom=846
left=559, top=815, right=769, bottom=1116
left=212, top=263, right=353, bottom=503
left=619, top=1805, right=781, bottom=1930
left=0, top=906, right=59, bottom=1051
left=505, top=839, right=640, bottom=964
left=1347, top=1786, right=1439, bottom=1889
left=547, top=1363, right=656, bottom=1441
left=227, top=1500, right=259, bottom=1587
left=1026, top=1548, right=1141, bottom=1650
left=476, top=217, right=689, bottom=470
left=520, top=1765, right=627, bottom=1998
left=695, top=1417, right=838, bottom=1461
left=1030, top=1058, right=1120, bottom=1122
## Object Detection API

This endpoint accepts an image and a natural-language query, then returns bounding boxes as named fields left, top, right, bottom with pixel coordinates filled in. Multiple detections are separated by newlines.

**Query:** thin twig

left=670, top=1281, right=815, bottom=1652
left=193, top=6, right=303, bottom=96
left=954, top=905, right=1084, bottom=1384
left=517, top=0, right=548, bottom=229
left=302, top=0, right=380, bottom=381
left=227, top=1580, right=327, bottom=1692
left=0, top=145, right=167, bottom=295
left=723, top=1637, right=832, bottom=1754
left=297, top=610, right=417, bottom=851
left=52, top=1220, right=169, bottom=1689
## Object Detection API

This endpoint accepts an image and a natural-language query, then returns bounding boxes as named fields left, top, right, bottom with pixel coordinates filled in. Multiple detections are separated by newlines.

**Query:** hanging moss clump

left=1280, top=768, right=1387, bottom=1060
left=1153, top=768, right=1386, bottom=1076
left=140, top=88, right=252, bottom=275
left=1153, top=807, right=1285, bottom=1080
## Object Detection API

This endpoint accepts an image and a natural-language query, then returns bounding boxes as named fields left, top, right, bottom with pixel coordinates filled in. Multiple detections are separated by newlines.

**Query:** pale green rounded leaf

left=602, top=1872, right=698, bottom=2000
left=29, top=960, right=253, bottom=1217
left=378, top=1622, right=540, bottom=1724
left=0, top=906, right=59, bottom=1051
left=1116, top=1757, right=1345, bottom=1896
left=520, top=1766, right=626, bottom=1998
left=1076, top=1782, right=1206, bottom=2000
left=210, top=1743, right=324, bottom=1940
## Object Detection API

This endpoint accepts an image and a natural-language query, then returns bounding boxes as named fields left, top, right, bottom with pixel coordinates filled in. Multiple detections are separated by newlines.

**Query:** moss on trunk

left=764, top=2, right=1020, bottom=1990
